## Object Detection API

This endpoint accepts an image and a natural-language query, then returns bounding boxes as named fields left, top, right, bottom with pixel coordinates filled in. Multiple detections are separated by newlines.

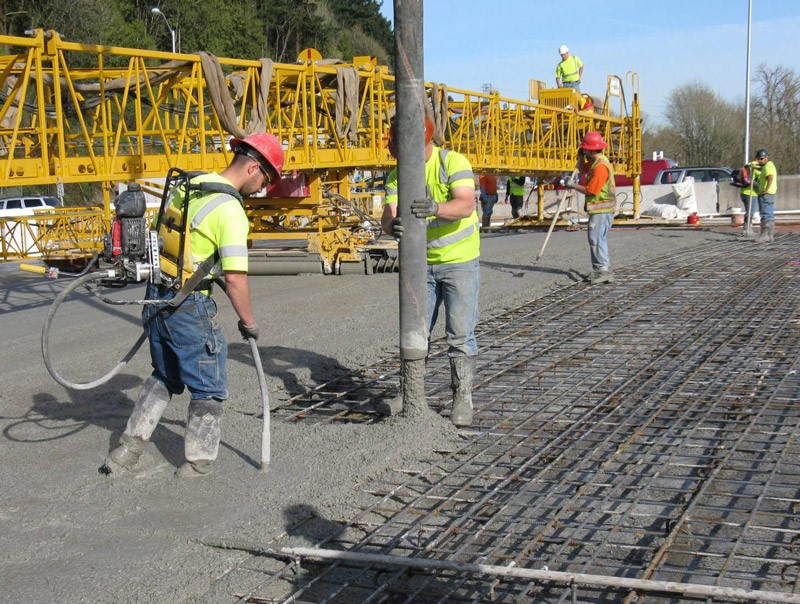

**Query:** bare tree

left=752, top=63, right=800, bottom=173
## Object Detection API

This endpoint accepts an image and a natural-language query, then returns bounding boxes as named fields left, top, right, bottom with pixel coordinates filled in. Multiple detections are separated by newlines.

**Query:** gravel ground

left=0, top=224, right=733, bottom=603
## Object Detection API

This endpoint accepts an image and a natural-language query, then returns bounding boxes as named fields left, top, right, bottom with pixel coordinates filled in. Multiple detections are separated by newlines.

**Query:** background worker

left=556, top=45, right=584, bottom=91
left=737, top=161, right=761, bottom=240
left=505, top=176, right=526, bottom=219
left=564, top=131, right=616, bottom=284
left=479, top=173, right=498, bottom=228
left=753, top=148, right=778, bottom=243
left=381, top=117, right=480, bottom=427
left=101, top=133, right=284, bottom=479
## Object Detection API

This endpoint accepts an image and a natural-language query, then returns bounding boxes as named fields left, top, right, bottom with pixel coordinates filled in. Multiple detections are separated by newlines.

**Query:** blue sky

left=379, top=1, right=800, bottom=125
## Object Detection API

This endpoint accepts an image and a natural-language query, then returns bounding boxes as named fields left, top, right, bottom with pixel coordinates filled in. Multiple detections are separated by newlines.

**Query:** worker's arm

left=567, top=164, right=609, bottom=196
left=762, top=173, right=774, bottom=194
left=432, top=186, right=476, bottom=220
left=223, top=271, right=255, bottom=327
left=381, top=202, right=397, bottom=234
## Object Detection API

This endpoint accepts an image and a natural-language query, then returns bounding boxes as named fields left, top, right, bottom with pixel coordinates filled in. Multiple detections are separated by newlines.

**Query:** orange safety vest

left=585, top=154, right=616, bottom=214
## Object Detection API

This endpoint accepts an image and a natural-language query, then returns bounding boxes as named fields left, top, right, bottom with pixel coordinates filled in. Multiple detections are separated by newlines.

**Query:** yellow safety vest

left=585, top=154, right=616, bottom=214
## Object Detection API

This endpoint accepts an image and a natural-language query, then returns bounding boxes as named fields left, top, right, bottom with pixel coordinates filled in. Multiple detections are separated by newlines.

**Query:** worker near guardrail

left=564, top=131, right=616, bottom=284
left=752, top=149, right=778, bottom=244
left=736, top=161, right=761, bottom=240
left=380, top=117, right=480, bottom=427
left=479, top=173, right=498, bottom=228
left=556, top=45, right=583, bottom=92
left=505, top=176, right=526, bottom=219
left=101, top=133, right=284, bottom=479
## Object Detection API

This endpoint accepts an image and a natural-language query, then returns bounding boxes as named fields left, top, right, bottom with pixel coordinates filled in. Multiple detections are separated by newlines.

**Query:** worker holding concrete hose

left=752, top=149, right=778, bottom=244
left=101, top=133, right=284, bottom=479
left=564, top=131, right=616, bottom=284
left=380, top=117, right=480, bottom=426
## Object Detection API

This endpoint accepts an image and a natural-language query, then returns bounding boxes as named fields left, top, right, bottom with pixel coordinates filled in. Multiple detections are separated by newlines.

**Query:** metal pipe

left=281, top=547, right=800, bottom=603
left=393, top=0, right=428, bottom=407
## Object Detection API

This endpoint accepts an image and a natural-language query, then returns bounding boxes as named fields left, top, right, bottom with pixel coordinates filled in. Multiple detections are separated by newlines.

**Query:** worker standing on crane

left=556, top=45, right=584, bottom=92
left=101, top=133, right=284, bottom=479
left=752, top=149, right=778, bottom=244
left=380, top=117, right=480, bottom=427
left=564, top=131, right=616, bottom=284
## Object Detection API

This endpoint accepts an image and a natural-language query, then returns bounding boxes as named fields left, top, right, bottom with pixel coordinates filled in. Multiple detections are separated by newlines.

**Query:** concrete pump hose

left=42, top=272, right=147, bottom=391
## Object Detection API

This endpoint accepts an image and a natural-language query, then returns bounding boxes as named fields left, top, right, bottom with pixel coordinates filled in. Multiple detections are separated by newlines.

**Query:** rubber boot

left=176, top=399, right=223, bottom=479
left=481, top=215, right=491, bottom=229
left=754, top=220, right=774, bottom=244
left=450, top=356, right=476, bottom=427
left=588, top=268, right=614, bottom=285
left=100, top=377, right=170, bottom=475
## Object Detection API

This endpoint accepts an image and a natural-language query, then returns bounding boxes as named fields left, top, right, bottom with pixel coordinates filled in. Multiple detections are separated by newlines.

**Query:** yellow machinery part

left=0, top=29, right=641, bottom=269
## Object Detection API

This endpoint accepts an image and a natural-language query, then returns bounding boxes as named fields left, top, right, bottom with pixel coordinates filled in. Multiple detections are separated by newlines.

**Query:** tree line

left=644, top=64, right=800, bottom=173
left=1, top=0, right=394, bottom=67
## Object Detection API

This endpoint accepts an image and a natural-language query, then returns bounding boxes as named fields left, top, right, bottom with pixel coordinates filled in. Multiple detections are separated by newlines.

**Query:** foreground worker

left=556, top=45, right=584, bottom=91
left=380, top=117, right=480, bottom=426
left=565, top=131, right=616, bottom=284
left=101, top=133, right=284, bottom=478
left=752, top=149, right=778, bottom=244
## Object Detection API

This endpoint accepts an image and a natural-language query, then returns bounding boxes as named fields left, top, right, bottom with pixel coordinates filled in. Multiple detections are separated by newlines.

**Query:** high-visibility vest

left=508, top=178, right=525, bottom=197
left=585, top=155, right=616, bottom=214
left=557, top=55, right=582, bottom=82
left=385, top=146, right=479, bottom=264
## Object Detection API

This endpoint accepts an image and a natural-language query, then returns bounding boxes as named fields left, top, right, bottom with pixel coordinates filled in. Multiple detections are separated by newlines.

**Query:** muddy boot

left=377, top=359, right=428, bottom=416
left=176, top=399, right=223, bottom=479
left=588, top=268, right=614, bottom=285
left=754, top=220, right=774, bottom=243
left=100, top=377, right=170, bottom=475
left=481, top=215, right=491, bottom=229
left=376, top=394, right=403, bottom=416
left=450, top=356, right=475, bottom=427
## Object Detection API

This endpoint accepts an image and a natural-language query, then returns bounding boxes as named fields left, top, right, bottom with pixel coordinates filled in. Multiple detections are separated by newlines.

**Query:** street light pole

left=151, top=7, right=176, bottom=54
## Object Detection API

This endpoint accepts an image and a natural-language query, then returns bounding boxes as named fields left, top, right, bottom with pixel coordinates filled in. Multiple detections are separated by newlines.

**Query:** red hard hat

left=580, top=131, right=606, bottom=151
left=388, top=117, right=434, bottom=157
left=230, top=132, right=284, bottom=176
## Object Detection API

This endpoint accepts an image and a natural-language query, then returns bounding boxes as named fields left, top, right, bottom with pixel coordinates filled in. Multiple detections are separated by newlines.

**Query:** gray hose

left=41, top=271, right=148, bottom=390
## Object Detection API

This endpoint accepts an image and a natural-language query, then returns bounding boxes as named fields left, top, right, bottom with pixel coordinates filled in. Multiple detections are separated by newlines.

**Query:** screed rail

left=209, top=233, right=800, bottom=603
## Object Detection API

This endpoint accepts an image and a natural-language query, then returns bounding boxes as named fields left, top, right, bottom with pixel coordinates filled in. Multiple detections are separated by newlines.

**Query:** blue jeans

left=740, top=192, right=758, bottom=220
left=588, top=212, right=613, bottom=270
left=563, top=81, right=581, bottom=92
left=427, top=258, right=480, bottom=357
left=142, top=283, right=228, bottom=401
left=480, top=194, right=498, bottom=219
left=758, top=193, right=775, bottom=221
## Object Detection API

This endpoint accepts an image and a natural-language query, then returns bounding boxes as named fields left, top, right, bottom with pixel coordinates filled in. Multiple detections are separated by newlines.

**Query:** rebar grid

left=233, top=234, right=800, bottom=603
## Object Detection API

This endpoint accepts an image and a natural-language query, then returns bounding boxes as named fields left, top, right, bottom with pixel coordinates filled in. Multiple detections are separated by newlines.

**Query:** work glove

left=560, top=174, right=574, bottom=187
left=237, top=319, right=259, bottom=341
left=391, top=216, right=404, bottom=239
left=410, top=197, right=439, bottom=218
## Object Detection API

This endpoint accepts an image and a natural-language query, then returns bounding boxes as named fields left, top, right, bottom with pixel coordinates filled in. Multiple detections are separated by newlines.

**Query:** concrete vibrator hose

left=41, top=271, right=272, bottom=468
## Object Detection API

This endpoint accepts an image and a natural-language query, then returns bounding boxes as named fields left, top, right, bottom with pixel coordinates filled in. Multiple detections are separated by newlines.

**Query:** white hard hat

left=559, top=45, right=569, bottom=54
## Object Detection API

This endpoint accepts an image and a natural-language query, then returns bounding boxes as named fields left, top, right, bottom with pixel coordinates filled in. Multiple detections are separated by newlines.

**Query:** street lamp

left=150, top=7, right=176, bottom=54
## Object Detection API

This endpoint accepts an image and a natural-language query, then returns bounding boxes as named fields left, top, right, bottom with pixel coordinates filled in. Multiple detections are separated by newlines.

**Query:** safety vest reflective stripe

left=585, top=155, right=616, bottom=214
left=190, top=193, right=238, bottom=229
left=219, top=244, right=248, bottom=258
left=385, top=185, right=397, bottom=196
left=428, top=221, right=477, bottom=249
